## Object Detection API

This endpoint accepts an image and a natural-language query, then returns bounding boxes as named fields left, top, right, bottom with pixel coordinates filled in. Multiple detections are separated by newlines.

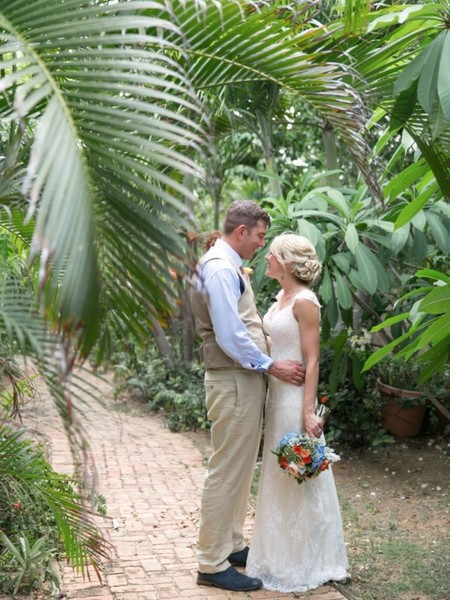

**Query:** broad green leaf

left=332, top=253, right=351, bottom=273
left=291, top=208, right=344, bottom=229
left=370, top=253, right=392, bottom=292
left=426, top=211, right=450, bottom=253
left=320, top=189, right=350, bottom=218
left=417, top=31, right=445, bottom=115
left=295, top=218, right=321, bottom=246
left=369, top=311, right=411, bottom=333
left=384, top=159, right=429, bottom=202
left=391, top=223, right=410, bottom=255
left=334, top=269, right=353, bottom=310
left=411, top=210, right=427, bottom=231
left=416, top=337, right=449, bottom=365
left=397, top=286, right=435, bottom=303
left=390, top=84, right=418, bottom=129
left=348, top=267, right=364, bottom=290
left=437, top=30, right=450, bottom=121
left=417, top=351, right=448, bottom=382
left=362, top=330, right=412, bottom=371
left=415, top=269, right=450, bottom=285
left=344, top=223, right=359, bottom=254
left=395, top=183, right=438, bottom=228
left=414, top=338, right=450, bottom=382
left=393, top=42, right=433, bottom=95
left=355, top=243, right=378, bottom=294
left=429, top=100, right=449, bottom=139
left=420, top=284, right=450, bottom=314
left=320, top=265, right=332, bottom=303
left=413, top=313, right=450, bottom=350
left=412, top=230, right=428, bottom=262
left=323, top=285, right=338, bottom=329
left=298, top=191, right=329, bottom=211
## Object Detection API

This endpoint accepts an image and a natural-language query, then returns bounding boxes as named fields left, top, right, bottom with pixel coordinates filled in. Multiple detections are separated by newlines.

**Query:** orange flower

left=298, top=447, right=312, bottom=463
left=320, top=460, right=330, bottom=471
left=280, top=456, right=288, bottom=469
left=320, top=395, right=328, bottom=404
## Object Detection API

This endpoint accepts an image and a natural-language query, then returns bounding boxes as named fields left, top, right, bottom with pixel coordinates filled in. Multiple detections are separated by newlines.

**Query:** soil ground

left=2, top=384, right=449, bottom=600
left=185, top=427, right=450, bottom=600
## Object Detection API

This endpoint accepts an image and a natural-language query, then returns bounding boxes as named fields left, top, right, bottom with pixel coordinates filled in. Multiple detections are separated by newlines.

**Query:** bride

left=246, top=233, right=350, bottom=592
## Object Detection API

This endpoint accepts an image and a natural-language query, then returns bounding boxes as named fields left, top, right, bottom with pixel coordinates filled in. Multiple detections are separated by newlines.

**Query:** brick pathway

left=20, top=373, right=347, bottom=600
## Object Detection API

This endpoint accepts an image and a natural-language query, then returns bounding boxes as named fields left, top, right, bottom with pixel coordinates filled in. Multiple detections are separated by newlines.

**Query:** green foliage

left=152, top=385, right=209, bottom=433
left=0, top=532, right=59, bottom=595
left=365, top=269, right=450, bottom=382
left=254, top=186, right=392, bottom=331
left=0, top=0, right=379, bottom=357
left=114, top=344, right=209, bottom=433
left=318, top=341, right=391, bottom=448
left=393, top=27, right=450, bottom=135
left=0, top=426, right=110, bottom=586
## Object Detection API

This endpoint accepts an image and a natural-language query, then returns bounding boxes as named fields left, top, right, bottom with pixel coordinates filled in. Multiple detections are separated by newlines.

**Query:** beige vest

left=190, top=247, right=268, bottom=369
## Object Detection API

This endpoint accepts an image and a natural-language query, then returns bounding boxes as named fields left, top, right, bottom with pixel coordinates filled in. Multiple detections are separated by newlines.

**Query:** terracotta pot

left=377, top=379, right=426, bottom=437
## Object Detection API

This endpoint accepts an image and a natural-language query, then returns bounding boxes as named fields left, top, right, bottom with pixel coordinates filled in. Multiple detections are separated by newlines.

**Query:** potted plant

left=376, top=358, right=433, bottom=437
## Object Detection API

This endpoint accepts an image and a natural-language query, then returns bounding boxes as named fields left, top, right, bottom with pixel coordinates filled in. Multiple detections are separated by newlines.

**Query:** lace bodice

left=263, top=288, right=320, bottom=363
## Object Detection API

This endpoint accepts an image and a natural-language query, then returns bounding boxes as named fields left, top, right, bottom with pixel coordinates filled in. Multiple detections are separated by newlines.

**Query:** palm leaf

left=0, top=427, right=110, bottom=575
left=164, top=1, right=380, bottom=199
left=0, top=0, right=205, bottom=353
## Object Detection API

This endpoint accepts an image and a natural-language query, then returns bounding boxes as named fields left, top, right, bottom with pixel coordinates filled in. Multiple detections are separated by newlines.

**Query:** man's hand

left=268, top=360, right=305, bottom=386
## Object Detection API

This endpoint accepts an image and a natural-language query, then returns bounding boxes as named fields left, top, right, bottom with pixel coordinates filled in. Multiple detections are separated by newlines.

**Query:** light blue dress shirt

left=198, top=239, right=273, bottom=372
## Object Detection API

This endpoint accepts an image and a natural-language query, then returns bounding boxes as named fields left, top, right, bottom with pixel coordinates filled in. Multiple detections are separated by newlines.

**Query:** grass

left=188, top=418, right=450, bottom=600
left=249, top=447, right=450, bottom=600
left=339, top=493, right=450, bottom=600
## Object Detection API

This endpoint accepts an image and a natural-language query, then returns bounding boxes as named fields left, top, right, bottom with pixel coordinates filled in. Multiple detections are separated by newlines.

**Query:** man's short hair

left=223, top=201, right=271, bottom=235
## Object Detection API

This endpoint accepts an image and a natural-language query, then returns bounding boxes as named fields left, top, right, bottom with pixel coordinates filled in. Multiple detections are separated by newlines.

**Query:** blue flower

left=311, top=444, right=326, bottom=470
left=279, top=432, right=299, bottom=447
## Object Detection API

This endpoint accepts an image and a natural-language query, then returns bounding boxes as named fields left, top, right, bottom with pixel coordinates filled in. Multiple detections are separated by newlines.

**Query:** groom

left=191, top=200, right=305, bottom=592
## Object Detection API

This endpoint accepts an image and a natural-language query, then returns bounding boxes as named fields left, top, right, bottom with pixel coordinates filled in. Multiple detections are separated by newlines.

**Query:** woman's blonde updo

left=270, top=233, right=322, bottom=286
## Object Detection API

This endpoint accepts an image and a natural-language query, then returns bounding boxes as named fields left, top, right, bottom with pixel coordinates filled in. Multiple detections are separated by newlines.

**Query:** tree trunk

left=256, top=108, right=282, bottom=198
left=149, top=315, right=175, bottom=365
left=322, top=119, right=339, bottom=187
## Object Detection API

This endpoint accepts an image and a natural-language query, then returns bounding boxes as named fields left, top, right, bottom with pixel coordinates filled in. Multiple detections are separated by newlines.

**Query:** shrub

left=114, top=344, right=209, bottom=433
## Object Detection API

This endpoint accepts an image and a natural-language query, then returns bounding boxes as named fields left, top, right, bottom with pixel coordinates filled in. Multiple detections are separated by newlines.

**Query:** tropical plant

left=0, top=1, right=447, bottom=577
left=364, top=269, right=450, bottom=383
left=0, top=0, right=378, bottom=362
left=253, top=182, right=445, bottom=323
left=0, top=532, right=59, bottom=594
left=317, top=341, right=389, bottom=448
left=0, top=426, right=110, bottom=581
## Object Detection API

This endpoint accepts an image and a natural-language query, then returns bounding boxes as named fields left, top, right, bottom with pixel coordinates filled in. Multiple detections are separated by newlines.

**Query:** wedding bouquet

left=272, top=432, right=340, bottom=485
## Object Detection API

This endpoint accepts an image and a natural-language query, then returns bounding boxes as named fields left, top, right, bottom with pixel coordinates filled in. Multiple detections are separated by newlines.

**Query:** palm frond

left=167, top=1, right=380, bottom=199
left=0, top=427, right=110, bottom=575
left=0, top=0, right=206, bottom=352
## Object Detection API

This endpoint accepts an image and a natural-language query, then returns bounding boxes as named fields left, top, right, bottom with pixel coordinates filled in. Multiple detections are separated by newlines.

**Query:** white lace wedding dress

left=246, top=289, right=350, bottom=592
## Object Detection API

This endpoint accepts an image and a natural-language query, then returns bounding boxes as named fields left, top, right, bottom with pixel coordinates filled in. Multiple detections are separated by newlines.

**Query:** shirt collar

left=214, top=238, right=243, bottom=269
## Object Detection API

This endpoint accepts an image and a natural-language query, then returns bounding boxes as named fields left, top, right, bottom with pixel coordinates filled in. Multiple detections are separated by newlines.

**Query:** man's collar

left=214, top=238, right=243, bottom=268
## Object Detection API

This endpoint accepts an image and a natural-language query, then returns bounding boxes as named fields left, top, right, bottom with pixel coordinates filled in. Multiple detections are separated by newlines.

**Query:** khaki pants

left=197, top=368, right=266, bottom=573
